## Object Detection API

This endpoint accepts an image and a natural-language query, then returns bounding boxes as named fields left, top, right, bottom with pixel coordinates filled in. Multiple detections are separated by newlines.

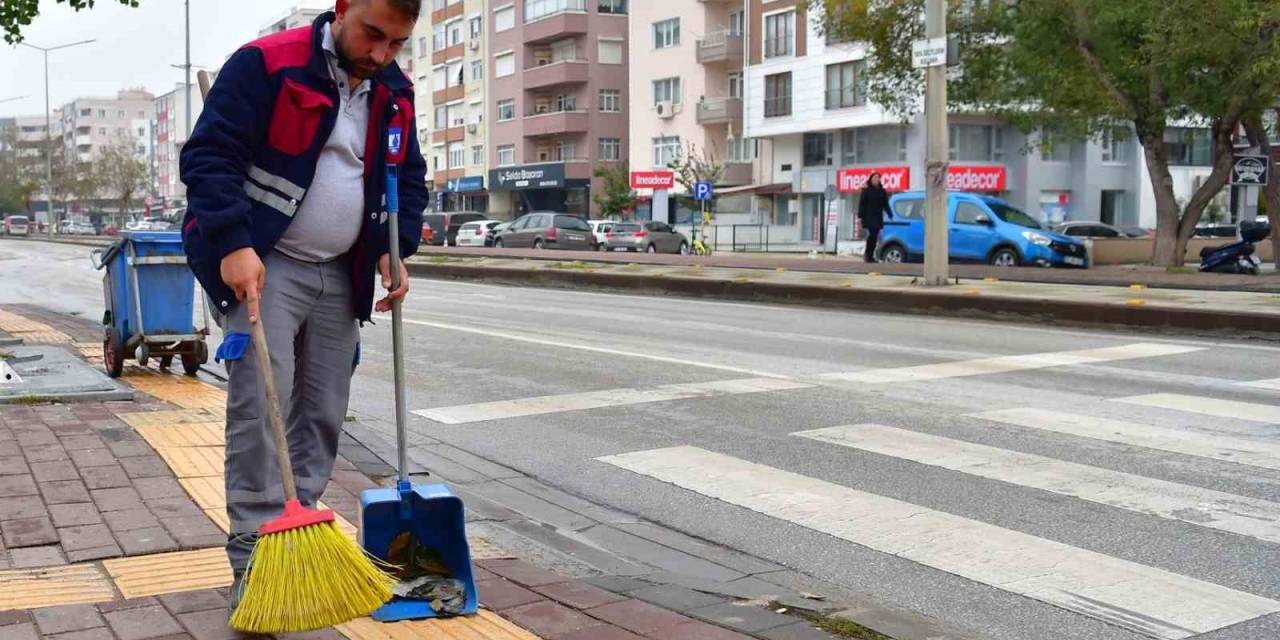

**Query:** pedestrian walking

left=178, top=0, right=427, bottom=613
left=858, top=173, right=893, bottom=263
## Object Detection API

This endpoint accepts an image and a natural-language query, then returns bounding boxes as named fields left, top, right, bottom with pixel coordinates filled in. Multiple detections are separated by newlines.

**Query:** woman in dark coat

left=857, top=172, right=893, bottom=263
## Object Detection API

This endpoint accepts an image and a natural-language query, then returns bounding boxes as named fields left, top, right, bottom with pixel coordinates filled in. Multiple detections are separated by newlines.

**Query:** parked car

left=58, top=220, right=96, bottom=235
left=1116, top=225, right=1155, bottom=238
left=488, top=222, right=512, bottom=247
left=603, top=221, right=690, bottom=254
left=494, top=212, right=595, bottom=251
left=4, top=215, right=31, bottom=236
left=420, top=223, right=435, bottom=245
left=1054, top=221, right=1131, bottom=238
left=423, top=211, right=487, bottom=246
left=879, top=191, right=1088, bottom=268
left=588, top=220, right=616, bottom=249
left=455, top=220, right=502, bottom=247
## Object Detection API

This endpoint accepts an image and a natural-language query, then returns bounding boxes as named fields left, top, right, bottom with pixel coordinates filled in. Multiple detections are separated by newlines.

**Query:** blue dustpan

left=360, top=135, right=478, bottom=621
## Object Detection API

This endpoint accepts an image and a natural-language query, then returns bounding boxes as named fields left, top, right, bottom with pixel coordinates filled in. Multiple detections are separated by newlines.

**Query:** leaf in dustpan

left=386, top=531, right=453, bottom=580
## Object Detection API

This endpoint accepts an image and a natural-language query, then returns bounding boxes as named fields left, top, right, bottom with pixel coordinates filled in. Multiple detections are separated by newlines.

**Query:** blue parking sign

left=694, top=181, right=714, bottom=201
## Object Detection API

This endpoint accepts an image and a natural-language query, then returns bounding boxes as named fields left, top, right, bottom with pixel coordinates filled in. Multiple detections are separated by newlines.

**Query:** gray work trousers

left=222, top=250, right=358, bottom=571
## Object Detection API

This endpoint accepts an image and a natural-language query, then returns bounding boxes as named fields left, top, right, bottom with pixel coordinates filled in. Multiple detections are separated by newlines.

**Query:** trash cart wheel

left=160, top=355, right=173, bottom=371
left=103, top=328, right=125, bottom=378
left=180, top=344, right=202, bottom=376
left=137, top=343, right=151, bottom=368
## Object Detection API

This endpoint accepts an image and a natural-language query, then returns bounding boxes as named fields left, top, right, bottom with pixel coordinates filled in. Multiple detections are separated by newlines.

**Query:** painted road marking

left=793, top=424, right=1280, bottom=544
left=1237, top=378, right=1280, bottom=391
left=972, top=408, right=1280, bottom=471
left=819, top=343, right=1202, bottom=384
left=1113, top=393, right=1280, bottom=424
left=414, top=377, right=813, bottom=424
left=392, top=315, right=789, bottom=379
left=598, top=446, right=1280, bottom=639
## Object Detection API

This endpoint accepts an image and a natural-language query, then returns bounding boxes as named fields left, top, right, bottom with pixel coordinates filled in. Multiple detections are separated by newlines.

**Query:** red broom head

left=258, top=499, right=336, bottom=536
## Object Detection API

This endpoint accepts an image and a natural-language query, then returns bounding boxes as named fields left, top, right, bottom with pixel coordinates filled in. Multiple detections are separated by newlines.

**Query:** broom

left=227, top=319, right=396, bottom=633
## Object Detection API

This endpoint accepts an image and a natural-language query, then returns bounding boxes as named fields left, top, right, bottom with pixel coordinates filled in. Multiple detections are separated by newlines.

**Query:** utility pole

left=922, top=0, right=950, bottom=285
left=21, top=39, right=95, bottom=238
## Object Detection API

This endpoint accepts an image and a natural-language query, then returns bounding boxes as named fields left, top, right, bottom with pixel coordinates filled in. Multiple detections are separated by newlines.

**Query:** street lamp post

left=20, top=39, right=95, bottom=238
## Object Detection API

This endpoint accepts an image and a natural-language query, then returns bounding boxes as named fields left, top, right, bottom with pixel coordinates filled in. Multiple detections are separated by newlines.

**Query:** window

left=599, top=137, right=621, bottom=161
left=949, top=124, right=1005, bottom=162
left=435, top=105, right=448, bottom=129
left=652, top=77, right=681, bottom=105
left=433, top=66, right=448, bottom=91
left=598, top=39, right=623, bottom=64
left=599, top=89, right=621, bottom=112
left=764, top=72, right=791, bottom=117
left=842, top=126, right=907, bottom=164
left=764, top=11, right=794, bottom=58
left=550, top=39, right=577, bottom=62
left=652, top=18, right=680, bottom=49
left=472, top=145, right=484, bottom=165
left=449, top=142, right=465, bottom=168
left=803, top=132, right=833, bottom=167
left=825, top=60, right=866, bottom=109
left=98, top=127, right=106, bottom=136
left=555, top=141, right=576, bottom=160
left=497, top=99, right=515, bottom=121
left=137, top=127, right=145, bottom=137
left=893, top=198, right=926, bottom=220
left=728, top=72, right=742, bottom=99
left=525, top=0, right=585, bottom=23
left=553, top=93, right=577, bottom=112
left=954, top=202, right=989, bottom=225
left=494, top=6, right=515, bottom=32
left=448, top=19, right=463, bottom=46
left=417, top=37, right=428, bottom=56
left=471, top=60, right=484, bottom=81
left=97, top=109, right=106, bottom=118
left=728, top=136, right=757, bottom=163
left=653, top=136, right=680, bottom=168
left=1041, top=132, right=1071, bottom=162
left=729, top=10, right=744, bottom=36
left=470, top=16, right=482, bottom=39
left=448, top=60, right=464, bottom=87
left=495, top=52, right=515, bottom=77
left=1100, top=127, right=1130, bottom=163
left=598, top=0, right=626, bottom=14
left=497, top=144, right=515, bottom=166
left=433, top=24, right=446, bottom=51
left=1164, top=127, right=1213, bottom=166
left=80, top=108, right=91, bottom=116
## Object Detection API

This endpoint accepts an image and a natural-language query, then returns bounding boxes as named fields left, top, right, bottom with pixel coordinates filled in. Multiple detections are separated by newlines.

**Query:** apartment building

left=0, top=114, right=63, bottom=215
left=629, top=0, right=754, bottom=217
left=485, top=0, right=629, bottom=218
left=154, top=82, right=206, bottom=208
left=59, top=89, right=156, bottom=173
left=415, top=0, right=490, bottom=212
left=741, top=1, right=1220, bottom=247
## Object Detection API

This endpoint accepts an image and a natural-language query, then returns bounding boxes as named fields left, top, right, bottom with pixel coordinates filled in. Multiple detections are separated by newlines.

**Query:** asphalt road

left=6, top=239, right=1280, bottom=640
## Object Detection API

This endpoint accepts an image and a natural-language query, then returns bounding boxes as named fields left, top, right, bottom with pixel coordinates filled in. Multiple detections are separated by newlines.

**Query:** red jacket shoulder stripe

left=242, top=26, right=312, bottom=75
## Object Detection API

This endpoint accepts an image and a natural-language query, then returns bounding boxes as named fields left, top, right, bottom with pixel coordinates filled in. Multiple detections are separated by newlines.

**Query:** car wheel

left=879, top=243, right=906, bottom=264
left=646, top=244, right=657, bottom=253
left=679, top=242, right=690, bottom=255
left=495, top=238, right=504, bottom=248
left=990, top=247, right=1020, bottom=267
left=533, top=239, right=544, bottom=250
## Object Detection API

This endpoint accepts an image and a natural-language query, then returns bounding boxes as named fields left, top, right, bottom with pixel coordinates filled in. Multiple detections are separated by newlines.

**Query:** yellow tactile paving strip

left=120, top=371, right=227, bottom=410
left=135, top=421, right=225, bottom=448
left=0, top=309, right=74, bottom=345
left=103, top=548, right=233, bottom=599
left=0, top=564, right=118, bottom=610
left=119, top=408, right=223, bottom=428
left=339, top=612, right=539, bottom=640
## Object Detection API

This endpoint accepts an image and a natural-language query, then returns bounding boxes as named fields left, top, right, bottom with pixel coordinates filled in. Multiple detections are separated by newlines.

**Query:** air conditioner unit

left=535, top=104, right=550, bottom=114
left=468, top=39, right=479, bottom=51
left=467, top=123, right=478, bottom=133
left=656, top=101, right=676, bottom=119
left=537, top=58, right=550, bottom=67
left=538, top=151, right=551, bottom=162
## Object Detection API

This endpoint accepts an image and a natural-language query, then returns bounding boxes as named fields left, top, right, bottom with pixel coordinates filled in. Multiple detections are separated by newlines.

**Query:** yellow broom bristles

left=229, top=520, right=396, bottom=634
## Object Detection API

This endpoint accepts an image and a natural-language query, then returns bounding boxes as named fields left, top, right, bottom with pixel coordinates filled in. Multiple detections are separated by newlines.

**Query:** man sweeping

left=179, top=0, right=426, bottom=615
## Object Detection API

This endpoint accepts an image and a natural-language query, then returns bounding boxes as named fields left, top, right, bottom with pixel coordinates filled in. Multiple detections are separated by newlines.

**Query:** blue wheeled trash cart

left=90, top=231, right=210, bottom=378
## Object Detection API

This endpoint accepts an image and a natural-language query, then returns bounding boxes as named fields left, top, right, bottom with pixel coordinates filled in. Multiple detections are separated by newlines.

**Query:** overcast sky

left=0, top=0, right=337, bottom=119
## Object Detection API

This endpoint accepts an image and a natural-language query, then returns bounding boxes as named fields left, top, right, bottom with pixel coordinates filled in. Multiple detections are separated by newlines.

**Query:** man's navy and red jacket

left=180, top=12, right=427, bottom=323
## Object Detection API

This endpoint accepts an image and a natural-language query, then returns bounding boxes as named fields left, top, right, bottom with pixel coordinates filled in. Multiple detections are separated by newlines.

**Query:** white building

left=154, top=82, right=206, bottom=209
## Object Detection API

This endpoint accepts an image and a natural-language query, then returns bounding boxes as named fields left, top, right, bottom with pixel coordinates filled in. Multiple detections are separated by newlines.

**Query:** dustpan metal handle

left=387, top=166, right=410, bottom=486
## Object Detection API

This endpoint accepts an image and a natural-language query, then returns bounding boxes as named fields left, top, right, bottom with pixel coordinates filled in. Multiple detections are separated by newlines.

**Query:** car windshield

left=986, top=202, right=1042, bottom=229
left=555, top=216, right=591, bottom=231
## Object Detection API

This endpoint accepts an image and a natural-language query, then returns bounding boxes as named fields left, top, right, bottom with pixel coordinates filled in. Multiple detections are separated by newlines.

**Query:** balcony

left=523, top=60, right=590, bottom=90
left=431, top=126, right=466, bottom=145
left=432, top=43, right=464, bottom=66
left=696, top=30, right=743, bottom=65
left=696, top=97, right=742, bottom=125
left=433, top=84, right=466, bottom=104
left=721, top=162, right=752, bottom=185
left=523, top=1, right=588, bottom=45
left=430, top=0, right=464, bottom=24
left=522, top=109, right=590, bottom=136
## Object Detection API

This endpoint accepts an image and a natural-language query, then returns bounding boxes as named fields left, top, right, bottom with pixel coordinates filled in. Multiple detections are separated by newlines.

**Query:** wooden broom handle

left=250, top=320, right=298, bottom=501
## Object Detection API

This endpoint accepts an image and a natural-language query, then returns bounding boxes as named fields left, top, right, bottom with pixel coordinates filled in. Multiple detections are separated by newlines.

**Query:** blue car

left=878, top=191, right=1089, bottom=268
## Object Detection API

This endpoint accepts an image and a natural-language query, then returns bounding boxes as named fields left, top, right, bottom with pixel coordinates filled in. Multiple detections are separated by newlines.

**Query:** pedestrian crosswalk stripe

left=1113, top=393, right=1280, bottom=424
left=413, top=377, right=813, bottom=424
left=793, top=424, right=1280, bottom=544
left=1237, top=378, right=1280, bottom=391
left=972, top=408, right=1280, bottom=471
left=818, top=343, right=1201, bottom=384
left=598, top=446, right=1280, bottom=640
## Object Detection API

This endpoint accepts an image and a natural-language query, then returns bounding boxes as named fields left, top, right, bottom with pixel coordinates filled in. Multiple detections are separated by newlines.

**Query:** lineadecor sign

left=630, top=170, right=675, bottom=190
left=946, top=165, right=1007, bottom=192
left=836, top=166, right=911, bottom=193
left=837, top=165, right=1007, bottom=193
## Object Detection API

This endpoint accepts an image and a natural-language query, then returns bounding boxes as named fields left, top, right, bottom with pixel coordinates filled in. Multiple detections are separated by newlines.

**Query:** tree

left=667, top=142, right=726, bottom=218
left=93, top=139, right=147, bottom=226
left=0, top=128, right=40, bottom=212
left=2, top=0, right=140, bottom=44
left=592, top=161, right=637, bottom=220
left=814, top=0, right=1280, bottom=266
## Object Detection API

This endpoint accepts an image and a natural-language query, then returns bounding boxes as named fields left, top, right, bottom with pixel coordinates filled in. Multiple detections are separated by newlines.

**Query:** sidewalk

left=0, top=306, right=847, bottom=640
left=408, top=255, right=1280, bottom=338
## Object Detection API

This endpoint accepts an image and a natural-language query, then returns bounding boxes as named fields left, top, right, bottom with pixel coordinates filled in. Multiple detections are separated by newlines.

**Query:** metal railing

left=722, top=224, right=771, bottom=253
left=764, top=35, right=793, bottom=58
left=525, top=0, right=587, bottom=22
left=763, top=96, right=792, bottom=118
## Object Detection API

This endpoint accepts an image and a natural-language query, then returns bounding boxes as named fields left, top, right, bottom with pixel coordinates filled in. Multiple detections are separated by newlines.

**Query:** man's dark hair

left=351, top=0, right=422, bottom=20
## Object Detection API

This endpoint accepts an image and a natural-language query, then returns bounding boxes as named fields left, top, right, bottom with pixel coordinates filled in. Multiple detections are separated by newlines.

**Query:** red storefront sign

left=630, top=170, right=675, bottom=190
left=946, top=165, right=1007, bottom=192
left=836, top=166, right=911, bottom=193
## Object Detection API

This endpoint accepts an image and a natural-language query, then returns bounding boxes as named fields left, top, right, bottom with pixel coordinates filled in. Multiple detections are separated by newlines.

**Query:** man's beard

left=333, top=24, right=380, bottom=78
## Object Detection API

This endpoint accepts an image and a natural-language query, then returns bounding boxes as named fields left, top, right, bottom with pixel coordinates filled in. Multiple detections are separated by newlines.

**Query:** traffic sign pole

left=922, top=0, right=950, bottom=285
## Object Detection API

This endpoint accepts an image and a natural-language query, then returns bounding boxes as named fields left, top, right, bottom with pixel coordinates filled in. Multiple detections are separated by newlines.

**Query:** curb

left=409, top=263, right=1280, bottom=338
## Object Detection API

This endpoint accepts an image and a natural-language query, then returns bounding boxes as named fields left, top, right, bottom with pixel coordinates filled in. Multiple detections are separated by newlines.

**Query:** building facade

left=740, top=1, right=1221, bottom=248
left=485, top=0, right=630, bottom=218
left=59, top=89, right=156, bottom=167
left=154, top=82, right=206, bottom=209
